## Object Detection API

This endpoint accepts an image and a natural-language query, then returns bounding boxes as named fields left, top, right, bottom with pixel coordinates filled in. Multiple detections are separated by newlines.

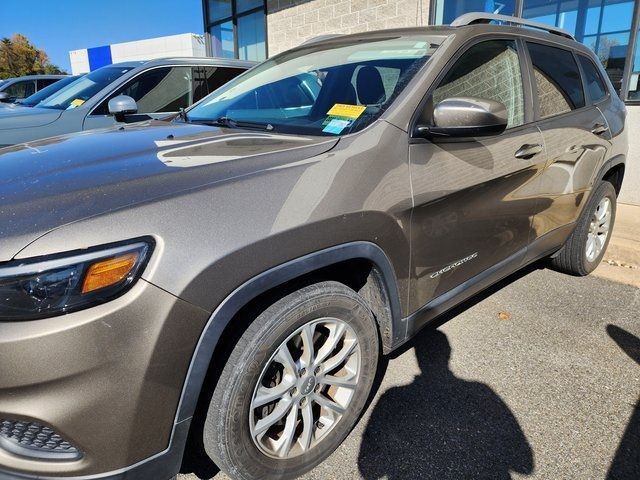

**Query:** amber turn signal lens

left=82, top=253, right=139, bottom=294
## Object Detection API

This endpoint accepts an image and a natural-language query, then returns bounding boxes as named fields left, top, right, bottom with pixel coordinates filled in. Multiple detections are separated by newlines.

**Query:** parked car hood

left=0, top=106, right=63, bottom=127
left=0, top=121, right=339, bottom=261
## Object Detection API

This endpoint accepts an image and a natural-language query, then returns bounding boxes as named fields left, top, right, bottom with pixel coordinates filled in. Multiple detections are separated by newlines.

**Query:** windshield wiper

left=196, top=116, right=274, bottom=132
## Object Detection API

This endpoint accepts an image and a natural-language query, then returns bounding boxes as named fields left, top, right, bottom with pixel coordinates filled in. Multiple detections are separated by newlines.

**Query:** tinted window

left=37, top=78, right=59, bottom=90
left=203, top=66, right=245, bottom=95
left=433, top=40, right=525, bottom=128
left=527, top=43, right=585, bottom=119
left=95, top=66, right=193, bottom=115
left=4, top=80, right=36, bottom=99
left=578, top=55, right=607, bottom=102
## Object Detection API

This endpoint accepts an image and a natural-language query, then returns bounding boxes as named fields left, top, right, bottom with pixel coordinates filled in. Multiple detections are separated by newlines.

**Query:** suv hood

left=0, top=106, right=63, bottom=127
left=0, top=121, right=338, bottom=261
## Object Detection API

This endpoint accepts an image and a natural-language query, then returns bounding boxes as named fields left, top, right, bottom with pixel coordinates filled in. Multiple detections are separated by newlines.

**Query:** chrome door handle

left=514, top=143, right=543, bottom=159
left=591, top=123, right=609, bottom=135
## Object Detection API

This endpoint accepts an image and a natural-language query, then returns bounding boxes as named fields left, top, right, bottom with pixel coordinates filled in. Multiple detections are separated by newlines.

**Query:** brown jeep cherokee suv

left=0, top=13, right=627, bottom=480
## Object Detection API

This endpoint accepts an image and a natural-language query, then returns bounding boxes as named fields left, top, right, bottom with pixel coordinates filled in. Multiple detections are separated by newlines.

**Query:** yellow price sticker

left=327, top=103, right=366, bottom=120
left=70, top=98, right=85, bottom=107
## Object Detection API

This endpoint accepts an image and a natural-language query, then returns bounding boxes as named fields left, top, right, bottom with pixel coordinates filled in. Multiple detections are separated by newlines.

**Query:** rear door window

left=37, top=78, right=59, bottom=90
left=578, top=55, right=607, bottom=103
left=527, top=42, right=585, bottom=119
left=203, top=66, right=246, bottom=95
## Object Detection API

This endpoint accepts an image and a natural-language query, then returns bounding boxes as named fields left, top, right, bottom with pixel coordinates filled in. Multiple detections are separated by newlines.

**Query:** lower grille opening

left=0, top=419, right=81, bottom=461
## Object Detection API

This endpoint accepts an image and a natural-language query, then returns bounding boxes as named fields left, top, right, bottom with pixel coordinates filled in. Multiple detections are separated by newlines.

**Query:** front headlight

left=0, top=240, right=152, bottom=321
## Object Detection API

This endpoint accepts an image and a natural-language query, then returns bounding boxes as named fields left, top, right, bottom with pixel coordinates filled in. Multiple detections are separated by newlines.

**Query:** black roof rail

left=451, top=12, right=575, bottom=40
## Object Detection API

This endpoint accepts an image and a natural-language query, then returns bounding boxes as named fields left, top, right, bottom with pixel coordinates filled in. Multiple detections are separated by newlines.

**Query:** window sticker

left=67, top=98, right=85, bottom=109
left=322, top=118, right=351, bottom=135
left=327, top=103, right=366, bottom=119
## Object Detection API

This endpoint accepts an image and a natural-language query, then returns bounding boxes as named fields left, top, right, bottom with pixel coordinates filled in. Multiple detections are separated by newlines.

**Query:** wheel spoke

left=322, top=338, right=357, bottom=373
left=320, top=372, right=358, bottom=389
left=314, top=322, right=346, bottom=366
left=254, top=398, right=294, bottom=436
left=312, top=393, right=346, bottom=415
left=596, top=200, right=609, bottom=221
left=299, top=323, right=315, bottom=369
left=586, top=235, right=596, bottom=259
left=274, top=343, right=297, bottom=374
left=274, top=402, right=298, bottom=458
left=252, top=379, right=295, bottom=409
left=298, top=400, right=314, bottom=452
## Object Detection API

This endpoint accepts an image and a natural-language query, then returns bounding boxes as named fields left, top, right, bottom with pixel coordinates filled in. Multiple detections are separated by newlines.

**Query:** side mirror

left=0, top=92, right=11, bottom=103
left=415, top=97, right=508, bottom=139
left=108, top=95, right=138, bottom=122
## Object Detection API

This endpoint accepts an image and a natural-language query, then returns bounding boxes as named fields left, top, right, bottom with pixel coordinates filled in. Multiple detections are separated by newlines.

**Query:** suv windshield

left=187, top=34, right=443, bottom=136
left=18, top=76, right=81, bottom=107
left=38, top=66, right=135, bottom=110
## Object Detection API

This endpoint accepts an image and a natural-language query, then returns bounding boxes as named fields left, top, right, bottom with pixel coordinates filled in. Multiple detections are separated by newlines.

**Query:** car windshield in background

left=38, top=66, right=135, bottom=110
left=18, top=75, right=82, bottom=107
left=186, top=35, right=443, bottom=136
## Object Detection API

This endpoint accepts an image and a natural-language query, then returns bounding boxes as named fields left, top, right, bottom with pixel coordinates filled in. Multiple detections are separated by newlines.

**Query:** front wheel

left=204, top=281, right=379, bottom=480
left=550, top=181, right=617, bottom=276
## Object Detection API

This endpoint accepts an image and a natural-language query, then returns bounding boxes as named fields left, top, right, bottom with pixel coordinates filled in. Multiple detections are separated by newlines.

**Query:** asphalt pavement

left=179, top=266, right=640, bottom=480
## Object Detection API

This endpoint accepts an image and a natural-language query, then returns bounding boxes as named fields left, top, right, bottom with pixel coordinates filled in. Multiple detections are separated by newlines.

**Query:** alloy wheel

left=585, top=196, right=612, bottom=262
left=249, top=318, right=361, bottom=459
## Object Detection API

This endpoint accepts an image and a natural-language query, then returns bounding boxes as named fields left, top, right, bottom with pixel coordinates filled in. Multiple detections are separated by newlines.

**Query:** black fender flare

left=175, top=241, right=402, bottom=424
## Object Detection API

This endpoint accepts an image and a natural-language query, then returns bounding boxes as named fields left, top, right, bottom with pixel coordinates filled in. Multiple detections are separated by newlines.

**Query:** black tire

left=203, top=281, right=379, bottom=480
left=550, top=181, right=617, bottom=276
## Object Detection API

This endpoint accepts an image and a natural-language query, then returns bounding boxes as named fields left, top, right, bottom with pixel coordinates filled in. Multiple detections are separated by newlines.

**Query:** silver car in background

left=0, top=75, right=83, bottom=111
left=0, top=75, right=68, bottom=103
left=0, top=58, right=253, bottom=147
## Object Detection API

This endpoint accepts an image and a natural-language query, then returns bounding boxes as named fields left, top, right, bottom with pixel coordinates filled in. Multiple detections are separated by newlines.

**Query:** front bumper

left=0, top=279, right=209, bottom=478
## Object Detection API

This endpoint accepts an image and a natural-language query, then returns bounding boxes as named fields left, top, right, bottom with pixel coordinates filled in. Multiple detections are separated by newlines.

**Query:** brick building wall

left=266, top=0, right=431, bottom=56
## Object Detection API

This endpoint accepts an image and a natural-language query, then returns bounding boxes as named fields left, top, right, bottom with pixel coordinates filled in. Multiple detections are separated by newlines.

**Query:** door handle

left=514, top=143, right=543, bottom=159
left=591, top=123, right=609, bottom=135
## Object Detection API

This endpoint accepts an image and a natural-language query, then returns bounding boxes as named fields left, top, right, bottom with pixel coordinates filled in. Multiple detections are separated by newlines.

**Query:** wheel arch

left=597, top=154, right=626, bottom=195
left=176, top=242, right=403, bottom=427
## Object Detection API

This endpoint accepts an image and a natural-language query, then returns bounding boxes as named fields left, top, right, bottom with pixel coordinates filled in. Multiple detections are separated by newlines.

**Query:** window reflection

left=523, top=0, right=635, bottom=93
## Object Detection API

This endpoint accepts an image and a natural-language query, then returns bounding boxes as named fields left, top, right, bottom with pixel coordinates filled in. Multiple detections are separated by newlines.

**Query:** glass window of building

left=433, top=0, right=517, bottom=24
left=204, top=0, right=266, bottom=61
left=628, top=29, right=640, bottom=100
left=431, top=0, right=639, bottom=100
left=523, top=0, right=635, bottom=93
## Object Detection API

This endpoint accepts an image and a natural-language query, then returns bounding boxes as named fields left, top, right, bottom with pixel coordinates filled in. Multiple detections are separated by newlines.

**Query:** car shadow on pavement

left=357, top=328, right=534, bottom=480
left=606, top=324, right=640, bottom=480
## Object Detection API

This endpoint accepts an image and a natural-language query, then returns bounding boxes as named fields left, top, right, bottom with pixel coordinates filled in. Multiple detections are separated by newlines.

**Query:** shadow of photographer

left=358, top=328, right=534, bottom=479
left=606, top=324, right=640, bottom=480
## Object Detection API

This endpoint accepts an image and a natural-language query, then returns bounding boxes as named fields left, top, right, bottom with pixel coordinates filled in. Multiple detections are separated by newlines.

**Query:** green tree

left=0, top=34, right=66, bottom=79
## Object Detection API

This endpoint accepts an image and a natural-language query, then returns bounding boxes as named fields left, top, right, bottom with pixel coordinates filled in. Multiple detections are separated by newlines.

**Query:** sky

left=0, top=0, right=203, bottom=73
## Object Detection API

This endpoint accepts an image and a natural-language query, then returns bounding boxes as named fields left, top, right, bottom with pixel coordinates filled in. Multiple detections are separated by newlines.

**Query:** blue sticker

left=322, top=118, right=351, bottom=135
